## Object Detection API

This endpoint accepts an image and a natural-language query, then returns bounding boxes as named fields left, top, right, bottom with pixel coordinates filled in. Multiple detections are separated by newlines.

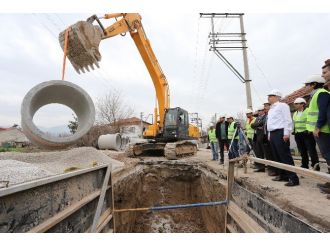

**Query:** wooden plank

left=28, top=185, right=111, bottom=233
left=250, top=157, right=330, bottom=182
left=85, top=208, right=113, bottom=233
left=97, top=213, right=113, bottom=233
left=111, top=172, right=116, bottom=233
left=91, top=165, right=112, bottom=232
left=225, top=161, right=235, bottom=233
left=227, top=202, right=266, bottom=233
left=226, top=223, right=238, bottom=233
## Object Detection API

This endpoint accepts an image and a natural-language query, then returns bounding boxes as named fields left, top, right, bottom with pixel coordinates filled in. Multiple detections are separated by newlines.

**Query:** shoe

left=268, top=171, right=278, bottom=176
left=219, top=160, right=224, bottom=165
left=313, top=163, right=320, bottom=171
left=320, top=187, right=330, bottom=194
left=285, top=180, right=299, bottom=187
left=272, top=176, right=288, bottom=182
left=253, top=168, right=265, bottom=172
left=327, top=194, right=330, bottom=200
left=317, top=182, right=330, bottom=189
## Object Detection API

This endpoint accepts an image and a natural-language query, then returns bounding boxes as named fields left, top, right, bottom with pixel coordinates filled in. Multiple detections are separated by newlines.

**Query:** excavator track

left=164, top=141, right=198, bottom=160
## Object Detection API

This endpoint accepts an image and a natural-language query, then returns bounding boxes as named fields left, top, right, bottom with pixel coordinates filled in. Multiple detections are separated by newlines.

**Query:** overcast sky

left=0, top=13, right=329, bottom=130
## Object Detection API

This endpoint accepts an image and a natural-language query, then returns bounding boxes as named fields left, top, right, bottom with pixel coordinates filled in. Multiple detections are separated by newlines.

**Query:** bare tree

left=96, top=89, right=135, bottom=127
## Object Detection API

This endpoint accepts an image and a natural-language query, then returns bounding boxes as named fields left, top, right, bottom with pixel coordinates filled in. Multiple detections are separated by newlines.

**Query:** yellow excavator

left=59, top=13, right=200, bottom=159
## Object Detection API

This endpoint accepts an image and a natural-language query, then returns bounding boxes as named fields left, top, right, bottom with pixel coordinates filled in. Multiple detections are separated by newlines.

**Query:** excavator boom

left=59, top=13, right=199, bottom=159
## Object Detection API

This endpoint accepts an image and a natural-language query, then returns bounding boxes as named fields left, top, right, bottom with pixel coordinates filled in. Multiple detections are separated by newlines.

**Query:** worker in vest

left=227, top=116, right=239, bottom=160
left=319, top=60, right=330, bottom=199
left=245, top=109, right=255, bottom=154
left=292, top=97, right=320, bottom=170
left=208, top=126, right=219, bottom=161
left=305, top=75, right=330, bottom=175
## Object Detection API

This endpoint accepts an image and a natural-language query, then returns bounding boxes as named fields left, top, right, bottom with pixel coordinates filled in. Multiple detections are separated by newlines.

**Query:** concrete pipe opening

left=98, top=133, right=122, bottom=151
left=21, top=80, right=95, bottom=149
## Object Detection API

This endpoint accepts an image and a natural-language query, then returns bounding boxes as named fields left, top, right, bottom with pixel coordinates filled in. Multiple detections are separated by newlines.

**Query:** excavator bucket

left=59, top=21, right=103, bottom=74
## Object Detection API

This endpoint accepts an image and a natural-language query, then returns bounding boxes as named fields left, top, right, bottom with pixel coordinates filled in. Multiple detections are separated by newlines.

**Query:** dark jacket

left=215, top=121, right=229, bottom=140
left=251, top=115, right=267, bottom=141
left=316, top=92, right=330, bottom=129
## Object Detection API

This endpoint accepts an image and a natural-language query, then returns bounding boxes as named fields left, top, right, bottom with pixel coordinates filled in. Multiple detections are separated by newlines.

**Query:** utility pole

left=239, top=15, right=252, bottom=110
left=200, top=13, right=253, bottom=110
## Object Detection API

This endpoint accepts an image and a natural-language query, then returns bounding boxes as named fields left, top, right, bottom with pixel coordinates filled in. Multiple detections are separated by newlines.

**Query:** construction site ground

left=104, top=148, right=330, bottom=232
left=1, top=147, right=329, bottom=232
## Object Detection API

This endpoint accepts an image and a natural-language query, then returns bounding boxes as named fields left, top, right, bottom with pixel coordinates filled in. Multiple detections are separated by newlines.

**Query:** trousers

left=269, top=129, right=299, bottom=183
left=294, top=132, right=319, bottom=169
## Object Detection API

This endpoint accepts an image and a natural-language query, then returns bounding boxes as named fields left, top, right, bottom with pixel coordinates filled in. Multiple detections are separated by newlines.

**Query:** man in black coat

left=215, top=116, right=229, bottom=164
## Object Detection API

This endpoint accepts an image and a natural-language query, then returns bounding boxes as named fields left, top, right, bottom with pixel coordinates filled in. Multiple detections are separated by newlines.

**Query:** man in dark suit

left=215, top=116, right=229, bottom=164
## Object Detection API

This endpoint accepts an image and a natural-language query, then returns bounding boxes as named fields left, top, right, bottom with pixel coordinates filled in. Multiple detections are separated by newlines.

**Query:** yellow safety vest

left=208, top=129, right=217, bottom=143
left=306, top=88, right=330, bottom=133
left=228, top=122, right=239, bottom=140
left=245, top=117, right=255, bottom=139
left=293, top=109, right=307, bottom=133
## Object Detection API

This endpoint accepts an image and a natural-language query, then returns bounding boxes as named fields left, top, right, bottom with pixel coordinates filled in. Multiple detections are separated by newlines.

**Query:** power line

left=248, top=46, right=273, bottom=90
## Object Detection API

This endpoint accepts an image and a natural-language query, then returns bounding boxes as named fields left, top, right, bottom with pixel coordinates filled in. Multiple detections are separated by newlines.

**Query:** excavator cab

left=163, top=108, right=189, bottom=141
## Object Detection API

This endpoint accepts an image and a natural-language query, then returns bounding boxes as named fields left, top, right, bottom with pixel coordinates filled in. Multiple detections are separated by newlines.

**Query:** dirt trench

left=112, top=161, right=227, bottom=233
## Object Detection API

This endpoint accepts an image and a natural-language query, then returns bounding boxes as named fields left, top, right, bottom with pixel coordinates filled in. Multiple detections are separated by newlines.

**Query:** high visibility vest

left=306, top=88, right=330, bottom=133
left=293, top=109, right=307, bottom=133
left=228, top=122, right=239, bottom=140
left=245, top=117, right=255, bottom=139
left=208, top=129, right=217, bottom=143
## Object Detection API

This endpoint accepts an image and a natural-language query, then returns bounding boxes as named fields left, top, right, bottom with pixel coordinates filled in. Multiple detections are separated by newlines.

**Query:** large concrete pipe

left=21, top=80, right=95, bottom=149
left=98, top=134, right=122, bottom=151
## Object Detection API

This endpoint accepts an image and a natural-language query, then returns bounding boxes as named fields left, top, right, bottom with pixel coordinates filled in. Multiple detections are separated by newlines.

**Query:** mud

left=112, top=160, right=227, bottom=233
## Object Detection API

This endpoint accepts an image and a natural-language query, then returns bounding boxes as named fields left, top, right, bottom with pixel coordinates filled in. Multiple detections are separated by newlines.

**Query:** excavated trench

left=113, top=161, right=227, bottom=233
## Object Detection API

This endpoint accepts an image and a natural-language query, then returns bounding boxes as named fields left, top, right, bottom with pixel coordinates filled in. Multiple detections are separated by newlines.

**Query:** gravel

left=0, top=147, right=124, bottom=186
left=0, top=160, right=54, bottom=187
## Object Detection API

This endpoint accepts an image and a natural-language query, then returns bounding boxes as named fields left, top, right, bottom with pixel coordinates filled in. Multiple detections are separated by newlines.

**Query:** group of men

left=208, top=59, right=330, bottom=198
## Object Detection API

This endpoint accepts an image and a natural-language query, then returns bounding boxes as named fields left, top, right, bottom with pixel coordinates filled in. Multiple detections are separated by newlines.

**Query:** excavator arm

left=59, top=13, right=170, bottom=137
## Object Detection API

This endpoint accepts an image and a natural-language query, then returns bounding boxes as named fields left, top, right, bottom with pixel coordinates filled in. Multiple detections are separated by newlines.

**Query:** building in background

left=0, top=127, right=30, bottom=148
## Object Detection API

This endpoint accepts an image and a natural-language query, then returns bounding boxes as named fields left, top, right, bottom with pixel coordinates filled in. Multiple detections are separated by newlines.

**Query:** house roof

left=0, top=128, right=29, bottom=143
left=281, top=86, right=312, bottom=104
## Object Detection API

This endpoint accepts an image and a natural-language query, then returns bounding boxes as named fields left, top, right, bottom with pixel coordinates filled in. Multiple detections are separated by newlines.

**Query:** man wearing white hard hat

left=305, top=74, right=330, bottom=175
left=307, top=63, right=330, bottom=197
left=267, top=89, right=300, bottom=186
left=292, top=97, right=320, bottom=170
left=245, top=109, right=255, bottom=155
left=215, top=115, right=229, bottom=164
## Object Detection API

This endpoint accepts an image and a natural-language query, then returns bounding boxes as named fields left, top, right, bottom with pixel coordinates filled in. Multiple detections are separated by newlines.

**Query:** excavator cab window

left=165, top=109, right=177, bottom=126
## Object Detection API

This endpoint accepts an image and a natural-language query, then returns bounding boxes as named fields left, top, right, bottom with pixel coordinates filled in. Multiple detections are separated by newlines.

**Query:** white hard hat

left=267, top=89, right=282, bottom=97
left=305, top=75, right=325, bottom=84
left=257, top=105, right=265, bottom=111
left=245, top=109, right=253, bottom=114
left=294, top=97, right=306, bottom=104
